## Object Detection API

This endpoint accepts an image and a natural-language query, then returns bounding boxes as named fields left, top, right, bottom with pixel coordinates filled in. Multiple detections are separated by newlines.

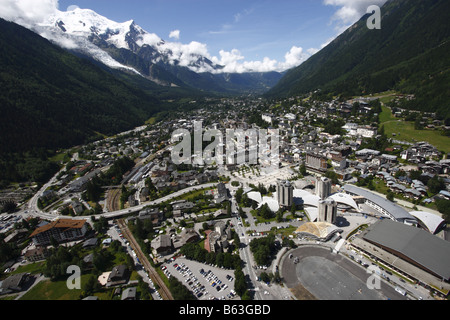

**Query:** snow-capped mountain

left=37, top=8, right=222, bottom=75
left=17, top=7, right=282, bottom=94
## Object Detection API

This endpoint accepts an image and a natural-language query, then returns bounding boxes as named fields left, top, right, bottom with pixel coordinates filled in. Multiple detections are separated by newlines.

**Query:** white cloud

left=282, top=46, right=310, bottom=70
left=0, top=0, right=59, bottom=28
left=209, top=46, right=311, bottom=73
left=67, top=5, right=80, bottom=11
left=324, top=0, right=388, bottom=30
left=136, top=32, right=163, bottom=47
left=159, top=40, right=212, bottom=70
left=0, top=0, right=317, bottom=74
left=169, top=29, right=180, bottom=40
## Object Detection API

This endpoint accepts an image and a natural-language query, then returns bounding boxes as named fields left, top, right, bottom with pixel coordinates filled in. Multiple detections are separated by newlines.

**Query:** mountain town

left=0, top=0, right=449, bottom=307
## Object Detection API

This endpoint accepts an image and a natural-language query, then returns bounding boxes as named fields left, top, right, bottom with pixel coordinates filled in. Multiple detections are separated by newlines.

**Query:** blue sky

left=1, top=0, right=387, bottom=72
left=56, top=0, right=380, bottom=68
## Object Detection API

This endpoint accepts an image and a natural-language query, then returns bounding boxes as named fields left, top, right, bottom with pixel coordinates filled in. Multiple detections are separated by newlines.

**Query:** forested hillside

left=0, top=18, right=165, bottom=184
left=267, top=0, right=450, bottom=120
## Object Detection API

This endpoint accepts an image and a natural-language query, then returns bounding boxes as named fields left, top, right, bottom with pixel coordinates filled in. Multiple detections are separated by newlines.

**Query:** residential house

left=121, top=287, right=137, bottom=300
left=24, top=246, right=49, bottom=262
left=0, top=273, right=32, bottom=295
left=71, top=200, right=84, bottom=215
left=107, top=265, right=129, bottom=287
left=172, top=229, right=200, bottom=250
left=151, top=235, right=173, bottom=256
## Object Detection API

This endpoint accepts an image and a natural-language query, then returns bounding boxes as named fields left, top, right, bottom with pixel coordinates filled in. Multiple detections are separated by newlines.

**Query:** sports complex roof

left=293, top=189, right=359, bottom=211
left=247, top=188, right=360, bottom=214
left=342, top=184, right=416, bottom=222
left=409, top=211, right=446, bottom=234
left=247, top=191, right=280, bottom=212
left=361, top=219, right=450, bottom=281
left=295, top=222, right=343, bottom=241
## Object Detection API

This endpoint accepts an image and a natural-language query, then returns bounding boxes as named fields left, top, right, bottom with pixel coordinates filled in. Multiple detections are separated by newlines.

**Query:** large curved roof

left=261, top=197, right=280, bottom=213
left=342, top=184, right=416, bottom=222
left=247, top=191, right=262, bottom=204
left=293, top=189, right=320, bottom=207
left=304, top=207, right=318, bottom=222
left=329, top=193, right=360, bottom=211
left=295, top=222, right=343, bottom=241
left=409, top=211, right=446, bottom=234
left=247, top=188, right=362, bottom=214
left=247, top=191, right=280, bottom=212
left=293, top=189, right=360, bottom=211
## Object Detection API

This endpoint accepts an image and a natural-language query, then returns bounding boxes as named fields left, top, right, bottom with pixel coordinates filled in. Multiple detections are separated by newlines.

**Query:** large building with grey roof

left=342, top=184, right=417, bottom=225
left=352, top=219, right=450, bottom=296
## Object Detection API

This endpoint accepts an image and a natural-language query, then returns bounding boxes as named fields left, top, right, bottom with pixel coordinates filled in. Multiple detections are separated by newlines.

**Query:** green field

left=19, top=275, right=89, bottom=300
left=379, top=106, right=450, bottom=154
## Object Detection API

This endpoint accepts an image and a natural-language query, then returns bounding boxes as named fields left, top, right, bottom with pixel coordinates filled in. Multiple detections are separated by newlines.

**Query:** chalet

left=404, top=189, right=422, bottom=200
left=83, top=253, right=94, bottom=270
left=172, top=201, right=194, bottom=214
left=381, top=154, right=398, bottom=165
left=107, top=265, right=129, bottom=287
left=172, top=229, right=200, bottom=250
left=151, top=235, right=173, bottom=256
left=440, top=160, right=450, bottom=174
left=356, top=126, right=377, bottom=138
left=71, top=200, right=84, bottom=215
left=439, top=190, right=450, bottom=200
left=390, top=183, right=406, bottom=194
left=0, top=273, right=32, bottom=295
left=121, top=287, right=137, bottom=300
left=82, top=238, right=98, bottom=249
left=355, top=149, right=380, bottom=158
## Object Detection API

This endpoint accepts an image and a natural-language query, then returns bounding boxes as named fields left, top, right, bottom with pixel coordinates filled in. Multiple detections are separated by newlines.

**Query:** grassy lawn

left=173, top=188, right=211, bottom=202
left=250, top=210, right=277, bottom=225
left=48, top=151, right=68, bottom=164
left=379, top=105, right=450, bottom=153
left=19, top=275, right=91, bottom=300
left=10, top=261, right=46, bottom=276
left=146, top=117, right=157, bottom=125
left=372, top=178, right=390, bottom=195
left=273, top=225, right=297, bottom=238
left=379, top=105, right=397, bottom=123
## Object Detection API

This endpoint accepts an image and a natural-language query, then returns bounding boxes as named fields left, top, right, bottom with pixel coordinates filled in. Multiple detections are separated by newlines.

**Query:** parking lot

left=0, top=214, right=22, bottom=234
left=162, top=257, right=238, bottom=300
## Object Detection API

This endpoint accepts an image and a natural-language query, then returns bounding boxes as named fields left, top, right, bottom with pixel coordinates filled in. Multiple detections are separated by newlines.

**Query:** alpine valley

left=32, top=7, right=284, bottom=95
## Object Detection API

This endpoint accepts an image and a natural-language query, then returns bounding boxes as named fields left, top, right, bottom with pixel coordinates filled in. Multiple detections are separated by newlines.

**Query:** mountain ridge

left=0, top=17, right=167, bottom=154
left=32, top=7, right=282, bottom=95
left=266, top=0, right=450, bottom=119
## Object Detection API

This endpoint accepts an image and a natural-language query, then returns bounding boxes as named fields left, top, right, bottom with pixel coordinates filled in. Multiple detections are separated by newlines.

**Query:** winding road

left=25, top=180, right=217, bottom=222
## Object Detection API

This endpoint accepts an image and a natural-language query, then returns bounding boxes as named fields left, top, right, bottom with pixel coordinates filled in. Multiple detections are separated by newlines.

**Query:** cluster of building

left=3, top=94, right=449, bottom=300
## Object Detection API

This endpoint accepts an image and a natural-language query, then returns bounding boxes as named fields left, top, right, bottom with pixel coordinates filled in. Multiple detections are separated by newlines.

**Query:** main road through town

left=25, top=181, right=217, bottom=222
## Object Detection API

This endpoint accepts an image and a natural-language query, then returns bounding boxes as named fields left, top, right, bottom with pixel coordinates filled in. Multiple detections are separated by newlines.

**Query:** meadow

left=379, top=105, right=450, bottom=154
